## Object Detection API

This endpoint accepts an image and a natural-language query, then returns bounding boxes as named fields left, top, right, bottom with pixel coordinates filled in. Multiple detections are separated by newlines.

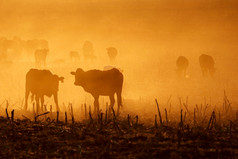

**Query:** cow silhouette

left=24, top=69, right=64, bottom=114
left=35, top=48, right=48, bottom=68
left=199, top=54, right=215, bottom=77
left=176, top=56, right=189, bottom=78
left=0, top=36, right=24, bottom=61
left=69, top=51, right=80, bottom=63
left=23, top=39, right=49, bottom=59
left=107, top=47, right=118, bottom=64
left=82, top=41, right=96, bottom=61
left=71, top=68, right=123, bottom=115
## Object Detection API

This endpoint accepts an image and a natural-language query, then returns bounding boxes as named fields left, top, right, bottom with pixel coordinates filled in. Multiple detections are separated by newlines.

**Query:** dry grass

left=0, top=95, right=238, bottom=158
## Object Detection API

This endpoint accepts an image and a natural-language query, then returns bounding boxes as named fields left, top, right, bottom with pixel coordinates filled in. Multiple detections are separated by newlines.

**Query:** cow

left=82, top=41, right=96, bottom=61
left=24, top=69, right=64, bottom=114
left=71, top=68, right=123, bottom=115
left=23, top=39, right=49, bottom=57
left=35, top=48, right=48, bottom=68
left=107, top=47, right=118, bottom=64
left=199, top=54, right=215, bottom=77
left=69, top=51, right=80, bottom=63
left=176, top=56, right=189, bottom=78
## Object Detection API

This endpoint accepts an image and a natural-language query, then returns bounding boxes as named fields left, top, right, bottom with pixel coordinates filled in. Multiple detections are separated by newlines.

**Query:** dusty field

left=0, top=102, right=238, bottom=159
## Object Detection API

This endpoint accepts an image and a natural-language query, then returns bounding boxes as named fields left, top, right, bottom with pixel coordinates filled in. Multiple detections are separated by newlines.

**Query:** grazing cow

left=107, top=47, right=118, bottom=64
left=199, top=54, right=215, bottom=77
left=70, top=51, right=80, bottom=62
left=71, top=68, right=123, bottom=115
left=35, top=48, right=48, bottom=68
left=82, top=41, right=96, bottom=61
left=176, top=56, right=189, bottom=78
left=24, top=69, right=64, bottom=114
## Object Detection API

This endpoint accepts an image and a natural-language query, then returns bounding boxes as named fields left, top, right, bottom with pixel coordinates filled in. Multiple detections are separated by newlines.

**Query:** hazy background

left=0, top=0, right=238, bottom=119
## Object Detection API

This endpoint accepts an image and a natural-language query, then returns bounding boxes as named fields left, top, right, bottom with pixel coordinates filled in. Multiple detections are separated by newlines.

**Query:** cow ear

left=59, top=77, right=64, bottom=82
left=70, top=72, right=76, bottom=75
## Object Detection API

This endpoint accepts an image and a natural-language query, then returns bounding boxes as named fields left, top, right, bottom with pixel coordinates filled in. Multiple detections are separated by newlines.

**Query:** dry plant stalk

left=57, top=111, right=59, bottom=123
left=11, top=109, right=14, bottom=121
left=154, top=114, right=158, bottom=128
left=165, top=108, right=168, bottom=125
left=84, top=104, right=87, bottom=120
left=71, top=104, right=74, bottom=124
left=65, top=112, right=67, bottom=124
left=155, top=99, right=163, bottom=126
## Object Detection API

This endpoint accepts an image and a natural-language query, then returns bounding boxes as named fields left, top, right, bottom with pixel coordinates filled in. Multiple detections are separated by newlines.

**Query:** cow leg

left=93, top=95, right=99, bottom=115
left=24, top=89, right=30, bottom=110
left=202, top=68, right=206, bottom=77
left=35, top=95, right=40, bottom=115
left=54, top=93, right=60, bottom=112
left=116, top=91, right=122, bottom=116
left=184, top=68, right=187, bottom=78
left=109, top=94, right=115, bottom=115
left=40, top=95, right=44, bottom=112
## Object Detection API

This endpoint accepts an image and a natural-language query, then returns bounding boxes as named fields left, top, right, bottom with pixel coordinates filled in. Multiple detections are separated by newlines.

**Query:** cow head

left=71, top=68, right=84, bottom=86
left=50, top=75, right=64, bottom=92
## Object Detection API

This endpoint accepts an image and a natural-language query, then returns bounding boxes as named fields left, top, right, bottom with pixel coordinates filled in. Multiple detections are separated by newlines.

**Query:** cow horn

left=70, top=72, right=76, bottom=75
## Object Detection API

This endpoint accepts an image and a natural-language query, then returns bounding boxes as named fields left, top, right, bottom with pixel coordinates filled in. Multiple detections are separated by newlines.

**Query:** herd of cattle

left=176, top=54, right=215, bottom=78
left=0, top=36, right=48, bottom=62
left=24, top=53, right=214, bottom=115
left=0, top=37, right=216, bottom=115
left=0, top=37, right=118, bottom=68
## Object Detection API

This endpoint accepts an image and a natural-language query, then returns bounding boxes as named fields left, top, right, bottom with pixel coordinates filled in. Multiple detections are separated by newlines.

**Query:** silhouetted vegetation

left=1, top=94, right=238, bottom=158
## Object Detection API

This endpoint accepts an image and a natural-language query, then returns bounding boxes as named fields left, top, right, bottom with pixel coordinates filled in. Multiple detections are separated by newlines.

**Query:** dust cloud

left=0, top=0, right=238, bottom=120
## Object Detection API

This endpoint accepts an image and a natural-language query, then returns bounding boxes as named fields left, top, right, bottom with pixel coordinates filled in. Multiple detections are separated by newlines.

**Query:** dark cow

left=71, top=68, right=123, bottom=115
left=107, top=47, right=118, bottom=64
left=70, top=51, right=80, bottom=62
left=176, top=56, right=189, bottom=78
left=199, top=54, right=215, bottom=77
left=24, top=69, right=64, bottom=114
left=82, top=41, right=96, bottom=61
left=35, top=48, right=48, bottom=68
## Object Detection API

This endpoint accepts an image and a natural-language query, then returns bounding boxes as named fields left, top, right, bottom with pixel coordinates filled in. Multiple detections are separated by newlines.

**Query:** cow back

left=76, top=68, right=123, bottom=95
left=26, top=69, right=59, bottom=96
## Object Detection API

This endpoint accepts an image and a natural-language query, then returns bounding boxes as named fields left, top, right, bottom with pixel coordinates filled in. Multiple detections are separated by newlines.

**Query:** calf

left=199, top=54, right=215, bottom=77
left=35, top=48, right=48, bottom=68
left=24, top=69, right=64, bottom=114
left=71, top=68, right=123, bottom=115
left=176, top=56, right=189, bottom=78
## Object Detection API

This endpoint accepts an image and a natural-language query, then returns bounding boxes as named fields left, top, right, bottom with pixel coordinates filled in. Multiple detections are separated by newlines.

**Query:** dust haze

left=0, top=0, right=238, bottom=119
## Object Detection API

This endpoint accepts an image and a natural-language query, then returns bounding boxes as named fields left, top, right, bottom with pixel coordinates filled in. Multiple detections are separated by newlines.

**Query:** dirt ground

left=0, top=108, right=238, bottom=159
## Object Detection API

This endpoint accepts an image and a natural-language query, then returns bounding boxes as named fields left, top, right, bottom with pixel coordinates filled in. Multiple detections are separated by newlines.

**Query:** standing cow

left=35, top=48, right=48, bottom=68
left=82, top=41, right=96, bottom=61
left=71, top=68, right=123, bottom=115
left=199, top=54, right=215, bottom=77
left=107, top=47, right=118, bottom=64
left=70, top=51, right=80, bottom=63
left=176, top=56, right=189, bottom=78
left=24, top=69, right=64, bottom=114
